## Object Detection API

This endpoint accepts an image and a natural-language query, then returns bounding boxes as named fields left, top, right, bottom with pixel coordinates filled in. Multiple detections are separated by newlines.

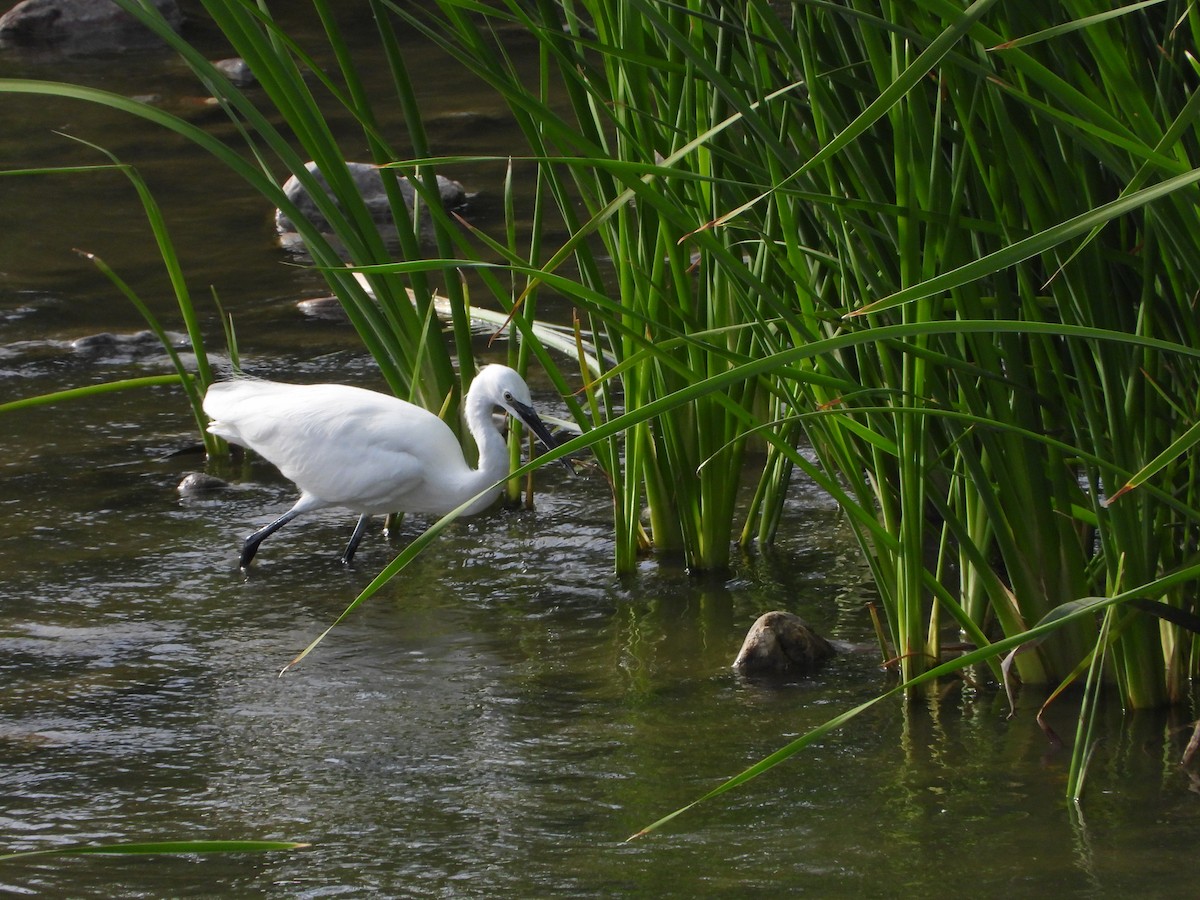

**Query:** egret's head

left=475, top=365, right=561, bottom=461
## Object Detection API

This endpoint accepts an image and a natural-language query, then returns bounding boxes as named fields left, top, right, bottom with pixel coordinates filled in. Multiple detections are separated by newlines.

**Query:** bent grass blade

left=0, top=376, right=185, bottom=416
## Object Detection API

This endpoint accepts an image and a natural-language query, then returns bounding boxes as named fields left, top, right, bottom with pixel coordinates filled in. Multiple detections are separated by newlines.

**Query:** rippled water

left=2, top=8, right=1199, bottom=898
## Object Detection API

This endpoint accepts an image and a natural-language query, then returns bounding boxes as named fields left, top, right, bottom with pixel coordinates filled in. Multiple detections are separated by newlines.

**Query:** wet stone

left=732, top=611, right=836, bottom=678
left=70, top=329, right=187, bottom=358
left=296, top=296, right=348, bottom=321
left=177, top=472, right=227, bottom=496
left=274, top=160, right=468, bottom=236
left=0, top=0, right=183, bottom=52
left=212, top=56, right=254, bottom=87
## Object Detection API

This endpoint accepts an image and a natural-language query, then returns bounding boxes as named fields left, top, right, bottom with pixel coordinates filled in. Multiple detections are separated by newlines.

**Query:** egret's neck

left=463, top=390, right=510, bottom=497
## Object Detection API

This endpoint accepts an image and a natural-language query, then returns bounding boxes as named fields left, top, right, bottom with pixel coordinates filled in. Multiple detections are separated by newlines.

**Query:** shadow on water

left=2, top=12, right=1200, bottom=900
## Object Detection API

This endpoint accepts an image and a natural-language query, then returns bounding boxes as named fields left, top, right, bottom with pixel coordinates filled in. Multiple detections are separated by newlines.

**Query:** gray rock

left=296, top=295, right=348, bottom=321
left=274, top=160, right=467, bottom=235
left=212, top=56, right=254, bottom=87
left=70, top=329, right=186, bottom=358
left=0, top=0, right=183, bottom=52
left=732, top=611, right=836, bottom=678
left=177, top=472, right=228, bottom=496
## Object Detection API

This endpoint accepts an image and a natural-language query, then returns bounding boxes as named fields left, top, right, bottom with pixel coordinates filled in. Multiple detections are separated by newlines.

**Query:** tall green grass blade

left=851, top=164, right=1200, bottom=316
left=1105, top=417, right=1200, bottom=504
left=77, top=249, right=217, bottom=453
left=1066, top=605, right=1114, bottom=802
left=988, top=1, right=1167, bottom=51
left=0, top=377, right=184, bottom=416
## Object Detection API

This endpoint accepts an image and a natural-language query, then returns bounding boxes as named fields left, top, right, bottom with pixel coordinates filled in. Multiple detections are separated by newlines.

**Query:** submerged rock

left=274, top=160, right=468, bottom=236
left=0, top=0, right=183, bottom=52
left=296, top=295, right=348, bottom=321
left=177, top=472, right=227, bottom=496
left=212, top=56, right=254, bottom=87
left=70, top=329, right=187, bottom=358
left=732, top=611, right=836, bottom=678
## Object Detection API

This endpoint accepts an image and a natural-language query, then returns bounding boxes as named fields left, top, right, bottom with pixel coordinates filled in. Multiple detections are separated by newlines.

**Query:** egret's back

left=203, top=379, right=471, bottom=514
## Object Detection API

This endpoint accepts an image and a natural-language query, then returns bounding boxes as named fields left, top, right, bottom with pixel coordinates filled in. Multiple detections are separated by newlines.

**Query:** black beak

left=510, top=399, right=576, bottom=474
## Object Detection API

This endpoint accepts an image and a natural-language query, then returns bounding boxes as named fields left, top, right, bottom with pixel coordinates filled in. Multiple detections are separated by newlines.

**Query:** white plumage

left=202, top=364, right=558, bottom=567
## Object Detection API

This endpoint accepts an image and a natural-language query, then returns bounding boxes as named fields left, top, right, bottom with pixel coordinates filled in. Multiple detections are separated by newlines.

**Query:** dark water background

left=1, top=6, right=1198, bottom=897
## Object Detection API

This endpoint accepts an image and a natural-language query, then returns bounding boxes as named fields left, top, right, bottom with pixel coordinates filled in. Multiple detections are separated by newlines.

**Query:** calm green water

left=2, top=8, right=1199, bottom=898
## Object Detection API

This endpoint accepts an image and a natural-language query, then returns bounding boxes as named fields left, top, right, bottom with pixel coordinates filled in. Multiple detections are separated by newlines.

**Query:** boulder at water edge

left=0, top=0, right=183, bottom=51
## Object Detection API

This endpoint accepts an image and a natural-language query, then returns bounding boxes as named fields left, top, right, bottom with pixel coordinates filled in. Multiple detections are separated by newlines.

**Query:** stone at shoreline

left=274, top=160, right=468, bottom=236
left=732, top=611, right=836, bottom=678
left=0, top=0, right=183, bottom=52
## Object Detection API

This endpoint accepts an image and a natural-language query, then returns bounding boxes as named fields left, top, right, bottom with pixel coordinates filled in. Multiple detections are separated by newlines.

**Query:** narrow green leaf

left=0, top=377, right=185, bottom=415
left=700, top=0, right=1002, bottom=232
left=1105, top=417, right=1200, bottom=505
left=851, top=165, right=1200, bottom=316
left=988, top=1, right=1166, bottom=51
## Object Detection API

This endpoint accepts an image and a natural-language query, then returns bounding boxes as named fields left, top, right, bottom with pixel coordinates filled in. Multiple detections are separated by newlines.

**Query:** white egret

left=202, top=365, right=561, bottom=568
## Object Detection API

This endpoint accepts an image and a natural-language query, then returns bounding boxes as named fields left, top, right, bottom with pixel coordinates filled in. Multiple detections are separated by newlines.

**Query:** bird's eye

left=503, top=391, right=514, bottom=403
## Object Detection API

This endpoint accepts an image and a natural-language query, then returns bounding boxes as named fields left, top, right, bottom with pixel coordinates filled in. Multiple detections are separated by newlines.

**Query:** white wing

left=204, top=381, right=468, bottom=513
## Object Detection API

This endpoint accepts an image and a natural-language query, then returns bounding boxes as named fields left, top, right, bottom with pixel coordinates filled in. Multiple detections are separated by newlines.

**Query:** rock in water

left=732, top=611, right=836, bottom=678
left=177, top=472, right=228, bottom=496
left=295, top=296, right=348, bottom=321
left=274, top=160, right=467, bottom=235
left=0, top=0, right=183, bottom=51
left=70, top=329, right=187, bottom=361
left=212, top=56, right=254, bottom=87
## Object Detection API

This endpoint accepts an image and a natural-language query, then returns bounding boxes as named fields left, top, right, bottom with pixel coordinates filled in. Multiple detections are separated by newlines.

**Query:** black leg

left=340, top=514, right=371, bottom=565
left=240, top=508, right=302, bottom=569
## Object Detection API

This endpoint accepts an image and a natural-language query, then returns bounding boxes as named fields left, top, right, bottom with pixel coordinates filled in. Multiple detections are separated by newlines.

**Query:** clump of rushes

left=395, top=0, right=1200, bottom=706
